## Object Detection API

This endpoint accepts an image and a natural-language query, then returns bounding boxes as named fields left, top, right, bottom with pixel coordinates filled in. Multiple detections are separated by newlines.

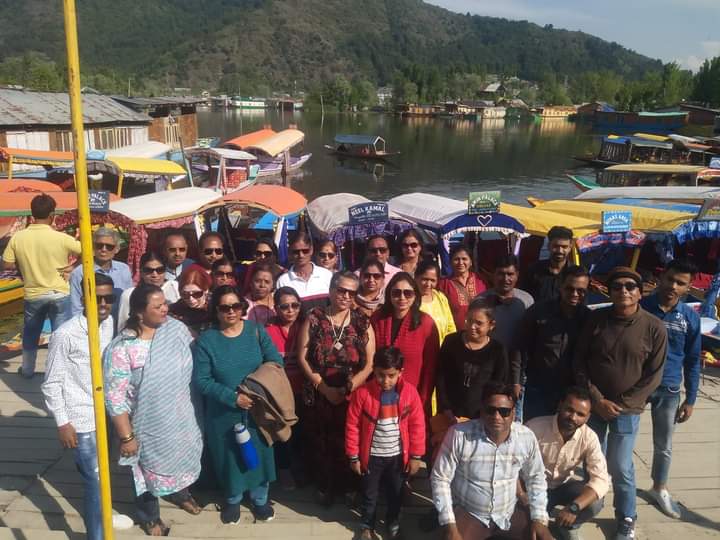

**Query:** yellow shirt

left=420, top=289, right=457, bottom=344
left=2, top=224, right=82, bottom=299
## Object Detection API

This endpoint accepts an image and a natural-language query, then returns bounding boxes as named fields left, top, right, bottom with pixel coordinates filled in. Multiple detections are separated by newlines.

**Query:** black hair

left=140, top=251, right=164, bottom=268
left=273, top=286, right=301, bottom=306
left=315, top=237, right=336, bottom=253
left=125, top=284, right=163, bottom=336
left=248, top=262, right=276, bottom=288
left=211, top=257, right=233, bottom=272
left=561, top=385, right=592, bottom=404
left=94, top=272, right=114, bottom=289
left=548, top=226, right=574, bottom=242
left=481, top=381, right=517, bottom=405
left=415, top=260, right=441, bottom=279
left=198, top=231, right=224, bottom=248
left=665, top=258, right=698, bottom=278
left=163, top=229, right=187, bottom=246
left=209, top=285, right=249, bottom=323
left=255, top=237, right=279, bottom=260
left=373, top=347, right=404, bottom=370
left=449, top=243, right=472, bottom=260
left=360, top=258, right=385, bottom=276
left=366, top=234, right=389, bottom=247
left=560, top=264, right=590, bottom=282
left=380, top=272, right=422, bottom=330
left=494, top=254, right=519, bottom=271
left=289, top=231, right=313, bottom=248
left=30, top=194, right=56, bottom=219
left=399, top=229, right=424, bottom=248
left=466, top=298, right=496, bottom=322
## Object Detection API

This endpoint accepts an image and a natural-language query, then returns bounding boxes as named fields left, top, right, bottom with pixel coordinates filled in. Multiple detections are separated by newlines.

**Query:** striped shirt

left=370, top=389, right=401, bottom=457
left=431, top=420, right=549, bottom=530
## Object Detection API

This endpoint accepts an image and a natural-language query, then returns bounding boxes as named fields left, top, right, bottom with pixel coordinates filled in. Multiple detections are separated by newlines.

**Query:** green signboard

left=468, top=190, right=501, bottom=215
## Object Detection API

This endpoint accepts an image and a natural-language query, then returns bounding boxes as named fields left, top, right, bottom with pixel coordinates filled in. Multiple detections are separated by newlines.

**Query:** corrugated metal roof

left=0, top=88, right=150, bottom=127
left=111, top=95, right=205, bottom=108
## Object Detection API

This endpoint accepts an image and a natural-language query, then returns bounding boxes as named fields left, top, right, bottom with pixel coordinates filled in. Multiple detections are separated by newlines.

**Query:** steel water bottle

left=233, top=422, right=259, bottom=470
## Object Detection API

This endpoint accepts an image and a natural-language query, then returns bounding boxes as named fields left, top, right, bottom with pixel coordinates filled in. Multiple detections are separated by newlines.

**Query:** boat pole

left=62, top=2, right=115, bottom=539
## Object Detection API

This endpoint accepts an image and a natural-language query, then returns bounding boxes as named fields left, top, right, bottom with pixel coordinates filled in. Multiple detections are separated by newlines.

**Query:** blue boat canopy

left=334, top=134, right=384, bottom=146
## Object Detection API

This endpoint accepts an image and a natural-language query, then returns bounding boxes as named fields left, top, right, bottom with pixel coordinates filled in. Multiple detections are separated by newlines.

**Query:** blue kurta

left=192, top=321, right=283, bottom=498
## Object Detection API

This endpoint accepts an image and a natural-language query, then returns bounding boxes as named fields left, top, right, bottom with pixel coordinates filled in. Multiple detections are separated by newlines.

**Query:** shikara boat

left=325, top=135, right=400, bottom=160
left=569, top=163, right=720, bottom=192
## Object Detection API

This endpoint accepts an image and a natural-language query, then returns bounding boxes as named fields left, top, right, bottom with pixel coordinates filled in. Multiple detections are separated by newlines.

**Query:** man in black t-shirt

left=520, top=226, right=573, bottom=303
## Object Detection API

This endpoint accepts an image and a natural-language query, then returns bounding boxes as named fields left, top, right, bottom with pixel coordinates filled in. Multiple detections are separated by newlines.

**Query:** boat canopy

left=0, top=179, right=62, bottom=193
left=103, top=141, right=171, bottom=159
left=0, top=147, right=74, bottom=167
left=604, top=198, right=701, bottom=214
left=223, top=185, right=307, bottom=217
left=245, top=129, right=305, bottom=157
left=603, top=136, right=673, bottom=150
left=186, top=147, right=257, bottom=161
left=0, top=191, right=120, bottom=216
left=222, top=129, right=276, bottom=150
left=87, top=157, right=187, bottom=178
left=575, top=186, right=720, bottom=202
left=334, top=134, right=384, bottom=147
left=606, top=163, right=707, bottom=174
left=109, top=187, right=223, bottom=224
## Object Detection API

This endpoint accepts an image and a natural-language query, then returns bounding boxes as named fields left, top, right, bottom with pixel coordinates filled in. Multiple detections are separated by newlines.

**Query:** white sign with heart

left=476, top=215, right=493, bottom=227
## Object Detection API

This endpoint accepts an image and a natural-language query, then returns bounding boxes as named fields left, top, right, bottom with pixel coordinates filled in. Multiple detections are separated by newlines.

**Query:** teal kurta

left=192, top=321, right=283, bottom=498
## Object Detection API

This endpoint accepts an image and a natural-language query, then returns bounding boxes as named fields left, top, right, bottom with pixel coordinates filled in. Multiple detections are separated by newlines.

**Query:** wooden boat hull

left=568, top=174, right=599, bottom=191
left=324, top=145, right=400, bottom=160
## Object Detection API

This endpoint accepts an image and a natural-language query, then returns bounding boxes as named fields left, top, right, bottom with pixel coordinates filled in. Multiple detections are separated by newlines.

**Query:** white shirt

left=276, top=263, right=332, bottom=302
left=42, top=314, right=114, bottom=433
left=116, top=281, right=179, bottom=331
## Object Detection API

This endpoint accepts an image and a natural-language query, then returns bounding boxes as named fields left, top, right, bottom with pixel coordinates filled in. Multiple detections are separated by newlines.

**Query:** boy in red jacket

left=346, top=347, right=426, bottom=540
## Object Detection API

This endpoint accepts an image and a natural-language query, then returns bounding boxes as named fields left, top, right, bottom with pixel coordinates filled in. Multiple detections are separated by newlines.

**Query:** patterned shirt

left=370, top=389, right=401, bottom=457
left=42, top=314, right=114, bottom=433
left=431, top=420, right=548, bottom=529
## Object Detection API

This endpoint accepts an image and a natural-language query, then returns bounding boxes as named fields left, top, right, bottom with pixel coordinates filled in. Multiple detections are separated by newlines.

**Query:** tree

left=692, top=56, right=720, bottom=107
left=350, top=79, right=377, bottom=110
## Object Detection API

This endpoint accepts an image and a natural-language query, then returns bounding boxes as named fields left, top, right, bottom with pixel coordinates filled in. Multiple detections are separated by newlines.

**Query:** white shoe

left=112, top=512, right=134, bottom=530
left=615, top=517, right=636, bottom=540
left=647, top=488, right=681, bottom=519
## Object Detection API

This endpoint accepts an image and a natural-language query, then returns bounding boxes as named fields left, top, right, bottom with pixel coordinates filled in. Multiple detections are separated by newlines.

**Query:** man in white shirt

left=276, top=231, right=332, bottom=311
left=42, top=273, right=131, bottom=539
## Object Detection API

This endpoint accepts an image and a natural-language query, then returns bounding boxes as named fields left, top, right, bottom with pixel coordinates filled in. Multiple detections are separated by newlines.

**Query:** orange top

left=221, top=129, right=276, bottom=150
left=0, top=147, right=74, bottom=165
left=223, top=184, right=307, bottom=217
left=0, top=179, right=63, bottom=193
left=0, top=191, right=120, bottom=215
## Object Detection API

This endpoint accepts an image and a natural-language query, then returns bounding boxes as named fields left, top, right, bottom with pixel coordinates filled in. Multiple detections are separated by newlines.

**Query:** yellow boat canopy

left=500, top=203, right=601, bottom=239
left=245, top=129, right=305, bottom=158
left=606, top=163, right=707, bottom=174
left=103, top=157, right=187, bottom=176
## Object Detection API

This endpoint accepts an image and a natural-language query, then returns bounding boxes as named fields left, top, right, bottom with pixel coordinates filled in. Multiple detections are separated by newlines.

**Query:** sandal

left=140, top=518, right=170, bottom=536
left=178, top=496, right=202, bottom=515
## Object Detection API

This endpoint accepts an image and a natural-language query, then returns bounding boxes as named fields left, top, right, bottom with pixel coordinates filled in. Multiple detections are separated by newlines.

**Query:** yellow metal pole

left=7, top=157, right=12, bottom=180
left=629, top=246, right=641, bottom=271
left=572, top=243, right=580, bottom=265
left=61, top=2, right=114, bottom=539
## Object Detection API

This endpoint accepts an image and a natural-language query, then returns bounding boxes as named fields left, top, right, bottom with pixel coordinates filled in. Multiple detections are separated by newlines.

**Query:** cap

left=607, top=266, right=642, bottom=288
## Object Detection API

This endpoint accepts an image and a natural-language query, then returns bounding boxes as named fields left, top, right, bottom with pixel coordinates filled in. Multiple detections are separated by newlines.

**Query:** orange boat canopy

left=0, top=191, right=120, bottom=216
left=223, top=185, right=307, bottom=216
left=221, top=129, right=276, bottom=150
left=0, top=147, right=75, bottom=167
left=0, top=179, right=63, bottom=193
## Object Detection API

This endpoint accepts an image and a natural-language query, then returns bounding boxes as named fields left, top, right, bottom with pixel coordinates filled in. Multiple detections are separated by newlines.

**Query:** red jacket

left=345, top=377, right=426, bottom=471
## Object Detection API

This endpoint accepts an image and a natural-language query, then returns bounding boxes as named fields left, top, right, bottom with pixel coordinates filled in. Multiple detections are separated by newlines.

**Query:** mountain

left=0, top=0, right=662, bottom=92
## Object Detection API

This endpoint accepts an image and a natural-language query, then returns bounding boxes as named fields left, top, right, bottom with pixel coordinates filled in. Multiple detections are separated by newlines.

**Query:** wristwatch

left=567, top=502, right=581, bottom=515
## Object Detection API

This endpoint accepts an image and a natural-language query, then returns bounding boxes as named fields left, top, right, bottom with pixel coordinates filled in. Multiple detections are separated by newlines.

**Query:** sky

left=427, top=0, right=719, bottom=72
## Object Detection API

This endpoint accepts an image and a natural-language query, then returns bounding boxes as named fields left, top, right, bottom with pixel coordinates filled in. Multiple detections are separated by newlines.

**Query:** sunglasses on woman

left=255, top=250, right=273, bottom=258
left=390, top=288, right=415, bottom=299
left=217, top=303, right=243, bottom=313
left=181, top=290, right=205, bottom=299
left=203, top=248, right=224, bottom=255
left=318, top=252, right=336, bottom=260
left=484, top=405, right=513, bottom=418
left=142, top=266, right=166, bottom=275
left=362, top=272, right=383, bottom=280
left=334, top=286, right=357, bottom=298
left=213, top=271, right=234, bottom=278
left=278, top=302, right=301, bottom=311
left=401, top=242, right=419, bottom=249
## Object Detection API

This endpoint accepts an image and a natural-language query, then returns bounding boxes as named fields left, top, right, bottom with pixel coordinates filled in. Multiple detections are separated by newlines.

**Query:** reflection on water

left=198, top=110, right=598, bottom=204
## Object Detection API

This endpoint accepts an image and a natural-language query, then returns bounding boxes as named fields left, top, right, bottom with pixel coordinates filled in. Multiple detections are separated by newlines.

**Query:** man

left=162, top=230, right=194, bottom=282
left=183, top=231, right=225, bottom=276
left=520, top=226, right=573, bottom=303
left=365, top=235, right=401, bottom=283
left=41, top=273, right=132, bottom=539
left=526, top=386, right=609, bottom=540
left=515, top=266, right=591, bottom=421
left=431, top=382, right=553, bottom=540
left=69, top=227, right=132, bottom=319
left=276, top=231, right=332, bottom=311
left=640, top=259, right=701, bottom=519
left=2, top=194, right=81, bottom=378
left=573, top=267, right=667, bottom=540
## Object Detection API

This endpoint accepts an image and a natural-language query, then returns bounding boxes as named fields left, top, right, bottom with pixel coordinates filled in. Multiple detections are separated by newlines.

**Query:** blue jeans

left=588, top=412, right=641, bottom=521
left=227, top=482, right=269, bottom=506
left=648, top=386, right=681, bottom=486
left=75, top=431, right=102, bottom=540
left=22, top=293, right=71, bottom=375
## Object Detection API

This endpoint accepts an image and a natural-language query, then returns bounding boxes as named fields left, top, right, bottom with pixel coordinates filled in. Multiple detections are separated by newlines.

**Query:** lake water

left=197, top=109, right=599, bottom=204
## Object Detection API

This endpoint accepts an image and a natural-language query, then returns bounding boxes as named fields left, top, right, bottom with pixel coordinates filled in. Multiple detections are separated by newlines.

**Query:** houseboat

left=325, top=135, right=400, bottom=160
left=593, top=111, right=688, bottom=132
left=574, top=135, right=674, bottom=167
left=536, top=105, right=577, bottom=119
left=230, top=96, right=267, bottom=109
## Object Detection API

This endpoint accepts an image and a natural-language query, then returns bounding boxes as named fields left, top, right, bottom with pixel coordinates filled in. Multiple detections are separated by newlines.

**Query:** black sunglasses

left=391, top=288, right=415, bottom=299
left=610, top=281, right=639, bottom=292
left=96, top=294, right=116, bottom=305
left=362, top=272, right=383, bottom=280
left=401, top=242, right=419, bottom=249
left=334, top=286, right=357, bottom=297
left=255, top=250, right=273, bottom=258
left=292, top=248, right=311, bottom=256
left=181, top=290, right=205, bottom=299
left=484, top=405, right=513, bottom=418
left=217, top=302, right=244, bottom=313
left=213, top=271, right=234, bottom=278
left=318, top=252, right=336, bottom=259
left=142, top=266, right=166, bottom=275
left=278, top=302, right=301, bottom=311
left=203, top=248, right=224, bottom=255
left=94, top=242, right=116, bottom=251
left=368, top=246, right=388, bottom=254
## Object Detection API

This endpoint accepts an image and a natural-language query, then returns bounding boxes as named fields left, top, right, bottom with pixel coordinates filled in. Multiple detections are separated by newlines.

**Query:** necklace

left=464, top=334, right=490, bottom=350
left=326, top=309, right=350, bottom=351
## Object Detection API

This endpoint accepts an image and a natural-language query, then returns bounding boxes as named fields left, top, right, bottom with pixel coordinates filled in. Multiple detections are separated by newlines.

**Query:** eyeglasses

left=96, top=294, right=116, bottom=305
left=368, top=246, right=388, bottom=254
left=362, top=272, right=383, bottom=280
left=278, top=302, right=301, bottom=311
left=318, top=252, right=336, bottom=260
left=292, top=248, right=311, bottom=256
left=401, top=242, right=419, bottom=249
left=334, top=286, right=357, bottom=298
left=255, top=250, right=273, bottom=258
left=563, top=286, right=587, bottom=295
left=484, top=405, right=513, bottom=418
left=167, top=247, right=187, bottom=253
left=610, top=281, right=639, bottom=292
left=181, top=290, right=205, bottom=299
left=213, top=271, right=234, bottom=278
left=94, top=242, right=115, bottom=252
left=203, top=248, right=224, bottom=256
left=217, top=303, right=244, bottom=313
left=391, top=288, right=415, bottom=299
left=142, top=266, right=166, bottom=275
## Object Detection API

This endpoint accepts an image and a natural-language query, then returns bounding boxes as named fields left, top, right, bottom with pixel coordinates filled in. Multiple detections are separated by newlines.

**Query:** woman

left=169, top=269, right=213, bottom=336
left=211, top=257, right=237, bottom=289
left=416, top=260, right=456, bottom=344
left=240, top=238, right=285, bottom=295
left=244, top=263, right=276, bottom=326
left=315, top=238, right=339, bottom=272
left=193, top=285, right=283, bottom=524
left=104, top=284, right=203, bottom=536
left=438, top=244, right=487, bottom=330
left=297, top=271, right=375, bottom=505
left=354, top=259, right=386, bottom=317
left=398, top=229, right=424, bottom=276
left=371, top=272, right=439, bottom=409
left=117, top=252, right=179, bottom=330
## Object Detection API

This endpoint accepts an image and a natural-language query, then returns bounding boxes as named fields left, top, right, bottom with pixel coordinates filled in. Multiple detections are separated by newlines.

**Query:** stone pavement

left=0, top=349, right=718, bottom=539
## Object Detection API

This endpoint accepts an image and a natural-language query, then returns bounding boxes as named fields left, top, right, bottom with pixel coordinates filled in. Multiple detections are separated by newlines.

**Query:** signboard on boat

left=697, top=199, right=720, bottom=221
left=601, top=210, right=632, bottom=233
left=348, top=202, right=389, bottom=225
left=468, top=191, right=501, bottom=215
left=88, top=190, right=110, bottom=213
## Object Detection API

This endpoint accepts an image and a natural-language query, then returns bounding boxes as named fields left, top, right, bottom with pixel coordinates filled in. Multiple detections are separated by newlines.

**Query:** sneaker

left=252, top=502, right=275, bottom=522
left=647, top=488, right=681, bottom=519
left=387, top=520, right=402, bottom=539
left=111, top=512, right=134, bottom=530
left=615, top=517, right=636, bottom=540
left=357, top=529, right=375, bottom=540
left=220, top=502, right=241, bottom=524
left=17, top=366, right=33, bottom=379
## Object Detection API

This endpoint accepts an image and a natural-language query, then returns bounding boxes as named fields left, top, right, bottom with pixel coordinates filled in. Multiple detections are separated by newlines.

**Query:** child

left=346, top=347, right=426, bottom=540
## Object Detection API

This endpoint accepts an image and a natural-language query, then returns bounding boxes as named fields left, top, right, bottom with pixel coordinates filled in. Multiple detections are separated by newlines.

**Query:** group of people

left=1, top=194, right=702, bottom=540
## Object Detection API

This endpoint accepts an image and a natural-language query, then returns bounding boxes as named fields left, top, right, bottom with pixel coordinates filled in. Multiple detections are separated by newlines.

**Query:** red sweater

left=345, top=377, right=426, bottom=470
left=371, top=311, right=439, bottom=407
